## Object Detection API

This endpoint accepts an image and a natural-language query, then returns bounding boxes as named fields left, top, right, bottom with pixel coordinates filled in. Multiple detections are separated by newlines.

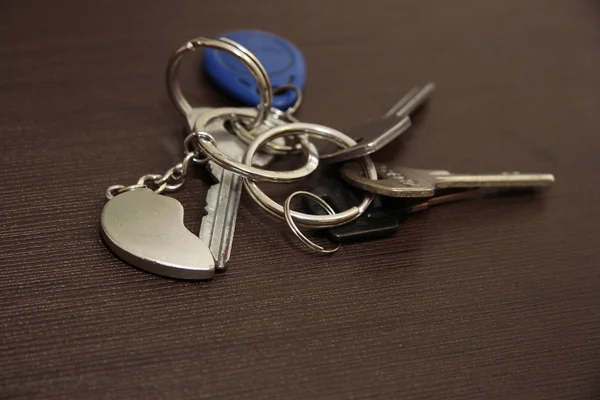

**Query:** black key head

left=305, top=179, right=400, bottom=243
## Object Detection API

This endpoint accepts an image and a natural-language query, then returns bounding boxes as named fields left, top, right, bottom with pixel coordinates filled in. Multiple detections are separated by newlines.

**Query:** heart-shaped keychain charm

left=100, top=189, right=215, bottom=280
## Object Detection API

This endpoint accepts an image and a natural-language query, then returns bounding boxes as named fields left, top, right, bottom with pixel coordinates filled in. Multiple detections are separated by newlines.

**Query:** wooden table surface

left=1, top=1, right=599, bottom=399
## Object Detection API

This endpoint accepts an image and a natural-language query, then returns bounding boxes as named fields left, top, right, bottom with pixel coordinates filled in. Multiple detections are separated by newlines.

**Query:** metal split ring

left=183, top=132, right=210, bottom=164
left=229, top=107, right=301, bottom=155
left=166, top=37, right=273, bottom=132
left=273, top=84, right=303, bottom=116
left=284, top=191, right=341, bottom=254
left=195, top=106, right=300, bottom=156
left=243, top=123, right=378, bottom=228
left=193, top=108, right=319, bottom=182
left=106, top=183, right=151, bottom=200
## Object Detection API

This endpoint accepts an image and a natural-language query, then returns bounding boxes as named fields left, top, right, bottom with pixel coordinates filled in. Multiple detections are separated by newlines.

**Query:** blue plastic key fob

left=203, top=30, right=306, bottom=110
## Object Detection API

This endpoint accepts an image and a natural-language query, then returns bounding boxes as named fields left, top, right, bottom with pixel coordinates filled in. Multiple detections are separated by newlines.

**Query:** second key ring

left=194, top=115, right=321, bottom=183
left=243, top=124, right=378, bottom=227
left=166, top=37, right=273, bottom=132
left=228, top=106, right=302, bottom=155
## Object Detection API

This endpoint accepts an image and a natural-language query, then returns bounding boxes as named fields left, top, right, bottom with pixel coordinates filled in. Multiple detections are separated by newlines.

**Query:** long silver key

left=340, top=162, right=555, bottom=198
left=321, top=83, right=435, bottom=164
left=188, top=108, right=282, bottom=270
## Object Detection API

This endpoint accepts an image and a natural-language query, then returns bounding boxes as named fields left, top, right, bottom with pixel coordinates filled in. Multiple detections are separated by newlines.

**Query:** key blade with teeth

left=340, top=162, right=555, bottom=198
left=201, top=141, right=245, bottom=271
left=190, top=108, right=280, bottom=270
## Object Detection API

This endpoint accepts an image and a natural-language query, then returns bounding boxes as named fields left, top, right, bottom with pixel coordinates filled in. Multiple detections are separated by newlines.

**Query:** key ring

left=202, top=106, right=302, bottom=155
left=284, top=191, right=341, bottom=254
left=229, top=85, right=304, bottom=155
left=229, top=107, right=301, bottom=155
left=243, top=123, right=377, bottom=228
left=166, top=37, right=273, bottom=132
left=194, top=110, right=321, bottom=183
left=273, top=84, right=303, bottom=116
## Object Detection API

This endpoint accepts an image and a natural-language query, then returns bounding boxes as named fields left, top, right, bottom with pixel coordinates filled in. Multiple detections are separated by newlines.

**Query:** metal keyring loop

left=106, top=185, right=125, bottom=200
left=166, top=37, right=273, bottom=131
left=197, top=106, right=300, bottom=155
left=273, top=84, right=303, bottom=116
left=195, top=126, right=318, bottom=183
left=120, top=183, right=147, bottom=194
left=243, top=125, right=377, bottom=228
left=183, top=132, right=210, bottom=164
left=193, top=110, right=320, bottom=183
left=137, top=174, right=163, bottom=186
left=284, top=191, right=341, bottom=254
left=229, top=107, right=301, bottom=155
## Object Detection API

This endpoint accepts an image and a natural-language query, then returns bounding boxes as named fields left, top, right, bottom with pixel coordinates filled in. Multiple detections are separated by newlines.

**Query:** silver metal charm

left=101, top=189, right=215, bottom=280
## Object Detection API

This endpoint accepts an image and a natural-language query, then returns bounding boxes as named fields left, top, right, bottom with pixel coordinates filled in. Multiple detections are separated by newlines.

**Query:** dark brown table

left=1, top=1, right=599, bottom=398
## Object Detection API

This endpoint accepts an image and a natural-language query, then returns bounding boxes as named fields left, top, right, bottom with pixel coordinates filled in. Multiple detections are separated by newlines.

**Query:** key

left=305, top=179, right=399, bottom=242
left=188, top=108, right=282, bottom=270
left=320, top=83, right=435, bottom=164
left=340, top=162, right=555, bottom=198
left=306, top=179, right=535, bottom=243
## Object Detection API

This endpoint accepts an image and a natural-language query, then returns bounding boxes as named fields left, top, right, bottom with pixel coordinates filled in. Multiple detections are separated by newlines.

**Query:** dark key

left=305, top=179, right=400, bottom=243
left=306, top=180, right=489, bottom=243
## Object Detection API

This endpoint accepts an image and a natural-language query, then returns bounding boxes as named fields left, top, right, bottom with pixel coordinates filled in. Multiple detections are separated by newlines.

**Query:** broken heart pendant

left=101, top=189, right=215, bottom=280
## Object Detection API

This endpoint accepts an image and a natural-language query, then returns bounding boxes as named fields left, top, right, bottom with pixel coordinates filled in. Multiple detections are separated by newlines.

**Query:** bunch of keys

left=99, top=32, right=555, bottom=281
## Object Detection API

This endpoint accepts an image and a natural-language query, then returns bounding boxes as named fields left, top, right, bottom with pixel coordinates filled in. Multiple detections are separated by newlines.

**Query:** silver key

left=321, top=83, right=435, bottom=164
left=188, top=108, right=281, bottom=270
left=340, top=163, right=555, bottom=198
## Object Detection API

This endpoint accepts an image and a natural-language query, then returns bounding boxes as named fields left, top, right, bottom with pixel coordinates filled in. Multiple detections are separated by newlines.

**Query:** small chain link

left=105, top=132, right=209, bottom=200
left=183, top=131, right=211, bottom=164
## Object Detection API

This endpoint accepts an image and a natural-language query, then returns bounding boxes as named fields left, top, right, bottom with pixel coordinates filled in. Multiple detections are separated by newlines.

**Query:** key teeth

left=199, top=166, right=243, bottom=271
left=202, top=196, right=210, bottom=217
left=199, top=181, right=219, bottom=241
left=205, top=160, right=220, bottom=181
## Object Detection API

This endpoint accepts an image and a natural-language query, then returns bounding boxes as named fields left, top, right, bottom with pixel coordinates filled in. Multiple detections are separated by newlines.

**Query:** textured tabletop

left=1, top=1, right=599, bottom=399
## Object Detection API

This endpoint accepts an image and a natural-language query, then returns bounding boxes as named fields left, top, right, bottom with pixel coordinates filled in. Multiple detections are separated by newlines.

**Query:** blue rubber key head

left=203, top=30, right=307, bottom=110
